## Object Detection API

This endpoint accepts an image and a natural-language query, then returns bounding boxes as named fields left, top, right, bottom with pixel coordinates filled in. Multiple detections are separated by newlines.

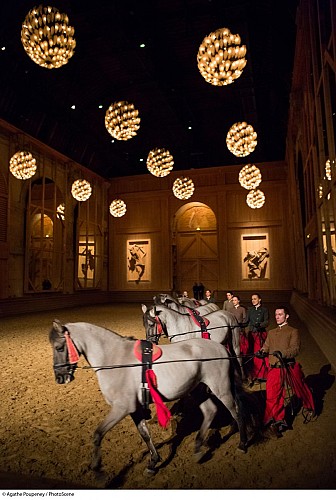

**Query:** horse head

left=142, top=304, right=167, bottom=343
left=49, top=319, right=80, bottom=384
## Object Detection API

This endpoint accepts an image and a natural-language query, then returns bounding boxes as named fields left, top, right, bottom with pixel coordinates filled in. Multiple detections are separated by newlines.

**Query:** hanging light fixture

left=172, top=177, right=195, bottom=200
left=105, top=101, right=140, bottom=141
left=325, top=159, right=332, bottom=180
left=109, top=199, right=127, bottom=217
left=147, top=148, right=174, bottom=177
left=21, top=5, right=76, bottom=69
left=71, top=179, right=92, bottom=201
left=246, top=189, right=265, bottom=209
left=226, top=122, right=257, bottom=157
left=9, top=151, right=37, bottom=180
left=56, top=203, right=65, bottom=220
left=197, top=27, right=247, bottom=86
left=239, top=164, right=262, bottom=190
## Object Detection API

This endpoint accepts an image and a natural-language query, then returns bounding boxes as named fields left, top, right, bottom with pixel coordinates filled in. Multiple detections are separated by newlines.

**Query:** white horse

left=155, top=293, right=219, bottom=315
left=142, top=303, right=243, bottom=378
left=50, top=319, right=249, bottom=476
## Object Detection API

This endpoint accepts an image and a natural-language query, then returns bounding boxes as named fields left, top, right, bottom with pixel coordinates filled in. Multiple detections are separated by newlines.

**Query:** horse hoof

left=144, top=467, right=157, bottom=477
left=237, top=443, right=247, bottom=453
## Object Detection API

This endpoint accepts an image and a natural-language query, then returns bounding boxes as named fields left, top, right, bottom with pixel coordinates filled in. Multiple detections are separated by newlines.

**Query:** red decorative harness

left=186, top=308, right=210, bottom=339
left=133, top=340, right=171, bottom=428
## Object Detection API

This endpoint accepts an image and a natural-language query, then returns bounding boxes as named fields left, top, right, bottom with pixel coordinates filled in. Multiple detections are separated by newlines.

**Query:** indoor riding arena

left=0, top=302, right=335, bottom=490
left=1, top=0, right=336, bottom=492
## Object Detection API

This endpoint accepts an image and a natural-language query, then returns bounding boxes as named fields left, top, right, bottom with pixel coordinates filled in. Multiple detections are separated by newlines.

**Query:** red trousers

left=264, top=361, right=315, bottom=425
left=251, top=331, right=268, bottom=379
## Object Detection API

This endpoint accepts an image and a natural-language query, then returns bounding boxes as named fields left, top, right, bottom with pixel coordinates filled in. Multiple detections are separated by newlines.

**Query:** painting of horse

left=50, top=319, right=250, bottom=476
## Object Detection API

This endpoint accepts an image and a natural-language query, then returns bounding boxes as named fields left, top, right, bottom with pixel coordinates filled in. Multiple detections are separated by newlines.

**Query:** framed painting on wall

left=241, top=233, right=270, bottom=280
left=127, top=239, right=151, bottom=283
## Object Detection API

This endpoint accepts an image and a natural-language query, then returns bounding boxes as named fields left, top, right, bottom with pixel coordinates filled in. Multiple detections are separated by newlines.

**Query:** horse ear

left=53, top=319, right=64, bottom=336
left=149, top=307, right=156, bottom=318
left=141, top=304, right=147, bottom=314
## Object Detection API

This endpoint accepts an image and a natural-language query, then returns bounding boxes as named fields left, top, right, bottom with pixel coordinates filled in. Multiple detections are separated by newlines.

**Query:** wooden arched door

left=173, top=203, right=218, bottom=296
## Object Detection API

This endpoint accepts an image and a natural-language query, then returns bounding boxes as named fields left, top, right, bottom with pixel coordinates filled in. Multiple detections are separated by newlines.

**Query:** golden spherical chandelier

left=147, top=148, right=174, bottom=177
left=172, top=177, right=195, bottom=200
left=71, top=179, right=92, bottom=201
left=325, top=159, right=332, bottom=180
left=226, top=122, right=257, bottom=157
left=109, top=199, right=127, bottom=217
left=105, top=101, right=140, bottom=141
left=239, top=164, right=262, bottom=190
left=21, top=5, right=76, bottom=69
left=246, top=189, right=265, bottom=209
left=9, top=151, right=37, bottom=180
left=56, top=203, right=65, bottom=220
left=197, top=27, right=247, bottom=86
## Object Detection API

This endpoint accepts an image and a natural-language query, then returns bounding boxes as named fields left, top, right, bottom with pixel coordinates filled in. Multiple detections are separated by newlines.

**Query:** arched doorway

left=172, top=202, right=218, bottom=297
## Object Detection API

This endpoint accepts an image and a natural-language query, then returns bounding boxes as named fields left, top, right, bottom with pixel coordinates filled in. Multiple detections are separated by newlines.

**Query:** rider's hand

left=272, top=350, right=282, bottom=359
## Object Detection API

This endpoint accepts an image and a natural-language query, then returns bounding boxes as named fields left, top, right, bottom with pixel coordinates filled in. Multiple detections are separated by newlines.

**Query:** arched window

left=26, top=177, right=65, bottom=292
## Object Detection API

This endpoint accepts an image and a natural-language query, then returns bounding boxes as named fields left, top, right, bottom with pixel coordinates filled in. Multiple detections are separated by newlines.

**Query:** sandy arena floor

left=0, top=302, right=335, bottom=490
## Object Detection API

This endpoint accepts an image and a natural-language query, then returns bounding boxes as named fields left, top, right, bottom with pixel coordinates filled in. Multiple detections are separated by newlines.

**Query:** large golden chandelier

left=105, top=101, right=140, bottom=141
left=21, top=5, right=76, bottom=69
left=197, top=27, right=246, bottom=86
left=71, top=179, right=92, bottom=201
left=226, top=122, right=257, bottom=157
left=9, top=151, right=37, bottom=180
left=239, top=164, right=262, bottom=190
left=172, top=177, right=195, bottom=200
left=147, top=148, right=174, bottom=177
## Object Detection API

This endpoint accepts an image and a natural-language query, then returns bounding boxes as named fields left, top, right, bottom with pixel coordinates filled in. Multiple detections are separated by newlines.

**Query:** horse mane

left=49, top=320, right=137, bottom=342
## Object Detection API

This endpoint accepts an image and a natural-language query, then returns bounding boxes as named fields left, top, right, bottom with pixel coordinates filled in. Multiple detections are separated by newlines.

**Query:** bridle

left=145, top=313, right=167, bottom=344
left=53, top=330, right=80, bottom=383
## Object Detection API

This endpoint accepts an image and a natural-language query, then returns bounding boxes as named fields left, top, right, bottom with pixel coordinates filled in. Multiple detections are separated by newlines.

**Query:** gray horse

left=143, top=302, right=243, bottom=378
left=155, top=293, right=219, bottom=315
left=50, top=319, right=248, bottom=476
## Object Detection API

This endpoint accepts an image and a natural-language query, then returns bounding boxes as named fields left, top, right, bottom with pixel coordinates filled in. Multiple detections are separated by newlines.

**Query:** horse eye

left=56, top=345, right=65, bottom=352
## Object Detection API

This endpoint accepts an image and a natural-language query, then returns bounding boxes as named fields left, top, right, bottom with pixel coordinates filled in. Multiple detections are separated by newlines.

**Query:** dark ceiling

left=0, top=0, right=298, bottom=179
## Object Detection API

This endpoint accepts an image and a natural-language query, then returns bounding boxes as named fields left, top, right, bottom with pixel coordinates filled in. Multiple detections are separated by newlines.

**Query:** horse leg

left=215, top=391, right=248, bottom=453
left=92, top=405, right=129, bottom=471
left=194, top=398, right=217, bottom=462
left=131, top=410, right=161, bottom=475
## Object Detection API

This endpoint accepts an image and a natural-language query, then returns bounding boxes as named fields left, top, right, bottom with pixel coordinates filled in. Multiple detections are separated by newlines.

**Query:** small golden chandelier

left=109, top=199, right=127, bottom=217
left=71, top=179, right=92, bottom=201
left=147, top=148, right=174, bottom=177
left=239, top=164, right=262, bottom=190
left=325, top=159, right=333, bottom=180
left=105, top=101, right=140, bottom=141
left=9, top=151, right=37, bottom=180
left=172, top=177, right=195, bottom=200
left=226, top=122, right=257, bottom=157
left=197, top=27, right=247, bottom=86
left=21, top=5, right=76, bottom=69
left=56, top=203, right=65, bottom=220
left=246, top=189, right=265, bottom=209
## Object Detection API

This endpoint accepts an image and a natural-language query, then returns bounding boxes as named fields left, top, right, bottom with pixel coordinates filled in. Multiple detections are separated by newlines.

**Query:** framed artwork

left=78, top=243, right=95, bottom=287
left=241, top=233, right=270, bottom=280
left=127, top=239, right=151, bottom=283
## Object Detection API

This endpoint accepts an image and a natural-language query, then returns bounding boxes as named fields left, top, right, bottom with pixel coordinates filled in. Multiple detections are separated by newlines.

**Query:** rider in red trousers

left=256, top=306, right=315, bottom=438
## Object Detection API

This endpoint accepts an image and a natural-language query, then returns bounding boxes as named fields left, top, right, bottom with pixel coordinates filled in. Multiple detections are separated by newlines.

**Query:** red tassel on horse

left=145, top=369, right=171, bottom=428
